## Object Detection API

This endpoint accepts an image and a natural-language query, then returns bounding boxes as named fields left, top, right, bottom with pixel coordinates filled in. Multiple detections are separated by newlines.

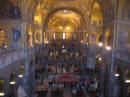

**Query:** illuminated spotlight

left=114, top=73, right=119, bottom=77
left=4, top=45, right=7, bottom=48
left=98, top=42, right=103, bottom=47
left=10, top=81, right=16, bottom=85
left=106, top=46, right=111, bottom=51
left=66, top=26, right=70, bottom=30
left=0, top=92, right=5, bottom=96
left=59, top=26, right=63, bottom=30
left=99, top=57, right=102, bottom=61
left=126, top=80, right=130, bottom=83
left=18, top=74, right=23, bottom=78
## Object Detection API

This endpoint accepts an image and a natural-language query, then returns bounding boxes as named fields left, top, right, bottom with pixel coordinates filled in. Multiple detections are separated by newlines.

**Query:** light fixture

left=126, top=80, right=130, bottom=83
left=114, top=73, right=119, bottom=77
left=18, top=74, right=23, bottom=78
left=59, top=26, right=63, bottom=30
left=66, top=26, right=70, bottom=30
left=10, top=81, right=16, bottom=85
left=98, top=42, right=103, bottom=47
left=99, top=57, right=102, bottom=61
left=0, top=92, right=5, bottom=96
left=106, top=46, right=111, bottom=50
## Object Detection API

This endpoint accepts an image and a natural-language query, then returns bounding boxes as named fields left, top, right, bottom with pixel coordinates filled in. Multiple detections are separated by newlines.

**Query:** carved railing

left=0, top=48, right=34, bottom=69
left=115, top=51, right=130, bottom=63
left=0, top=49, right=24, bottom=69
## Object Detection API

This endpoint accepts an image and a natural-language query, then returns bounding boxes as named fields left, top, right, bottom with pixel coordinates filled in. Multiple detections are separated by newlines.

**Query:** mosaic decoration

left=0, top=0, right=21, bottom=19
left=0, top=29, right=7, bottom=47
left=43, top=0, right=55, bottom=10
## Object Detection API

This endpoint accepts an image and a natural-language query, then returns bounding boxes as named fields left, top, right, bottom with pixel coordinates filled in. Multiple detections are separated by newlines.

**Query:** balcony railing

left=44, top=58, right=87, bottom=64
left=0, top=48, right=34, bottom=69
left=115, top=51, right=130, bottom=63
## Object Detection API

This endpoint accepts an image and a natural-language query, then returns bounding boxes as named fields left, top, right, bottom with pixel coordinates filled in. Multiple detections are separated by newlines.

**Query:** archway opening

left=0, top=79, right=6, bottom=97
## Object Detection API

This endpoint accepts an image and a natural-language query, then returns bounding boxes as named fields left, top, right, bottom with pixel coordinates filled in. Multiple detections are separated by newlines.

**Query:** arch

left=9, top=71, right=17, bottom=85
left=18, top=65, right=25, bottom=78
left=0, top=78, right=6, bottom=97
left=114, top=64, right=121, bottom=77
left=121, top=2, right=130, bottom=21
left=90, top=1, right=103, bottom=45
left=43, top=7, right=87, bottom=30
left=8, top=71, right=17, bottom=97
left=124, top=69, right=130, bottom=83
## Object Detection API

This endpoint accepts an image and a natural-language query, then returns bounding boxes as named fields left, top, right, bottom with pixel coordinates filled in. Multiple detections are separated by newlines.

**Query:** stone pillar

left=100, top=63, right=107, bottom=97
left=87, top=44, right=97, bottom=69
left=21, top=0, right=29, bottom=96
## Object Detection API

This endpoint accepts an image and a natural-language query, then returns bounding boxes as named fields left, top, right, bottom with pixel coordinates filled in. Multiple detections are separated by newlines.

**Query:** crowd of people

left=35, top=76, right=100, bottom=97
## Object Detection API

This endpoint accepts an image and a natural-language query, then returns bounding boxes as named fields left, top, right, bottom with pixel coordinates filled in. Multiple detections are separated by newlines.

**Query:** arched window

left=10, top=71, right=17, bottom=85
left=121, top=3, right=130, bottom=20
left=18, top=65, right=24, bottom=78
left=114, top=64, right=121, bottom=77
left=124, top=69, right=130, bottom=83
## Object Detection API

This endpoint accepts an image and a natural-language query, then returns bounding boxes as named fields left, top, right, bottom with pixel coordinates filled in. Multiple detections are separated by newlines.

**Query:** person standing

left=72, top=87, right=77, bottom=97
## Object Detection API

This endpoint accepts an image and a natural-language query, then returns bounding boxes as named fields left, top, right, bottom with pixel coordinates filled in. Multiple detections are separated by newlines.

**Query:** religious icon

left=12, top=26, right=21, bottom=42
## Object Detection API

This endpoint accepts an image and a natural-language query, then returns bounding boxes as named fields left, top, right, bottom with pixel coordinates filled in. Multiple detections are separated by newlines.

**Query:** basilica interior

left=0, top=0, right=130, bottom=97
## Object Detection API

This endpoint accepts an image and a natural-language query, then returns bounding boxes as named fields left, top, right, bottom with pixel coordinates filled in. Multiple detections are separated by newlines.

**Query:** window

left=63, top=33, right=65, bottom=39
left=53, top=33, right=56, bottom=39
left=63, top=10, right=67, bottom=14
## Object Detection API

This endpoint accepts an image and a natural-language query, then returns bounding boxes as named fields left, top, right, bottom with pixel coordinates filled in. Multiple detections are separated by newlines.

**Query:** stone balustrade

left=115, top=51, right=130, bottom=63
left=0, top=48, right=34, bottom=69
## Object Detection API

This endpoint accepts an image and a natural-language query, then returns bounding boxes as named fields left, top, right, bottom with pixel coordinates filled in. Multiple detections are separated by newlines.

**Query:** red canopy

left=58, top=74, right=79, bottom=83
